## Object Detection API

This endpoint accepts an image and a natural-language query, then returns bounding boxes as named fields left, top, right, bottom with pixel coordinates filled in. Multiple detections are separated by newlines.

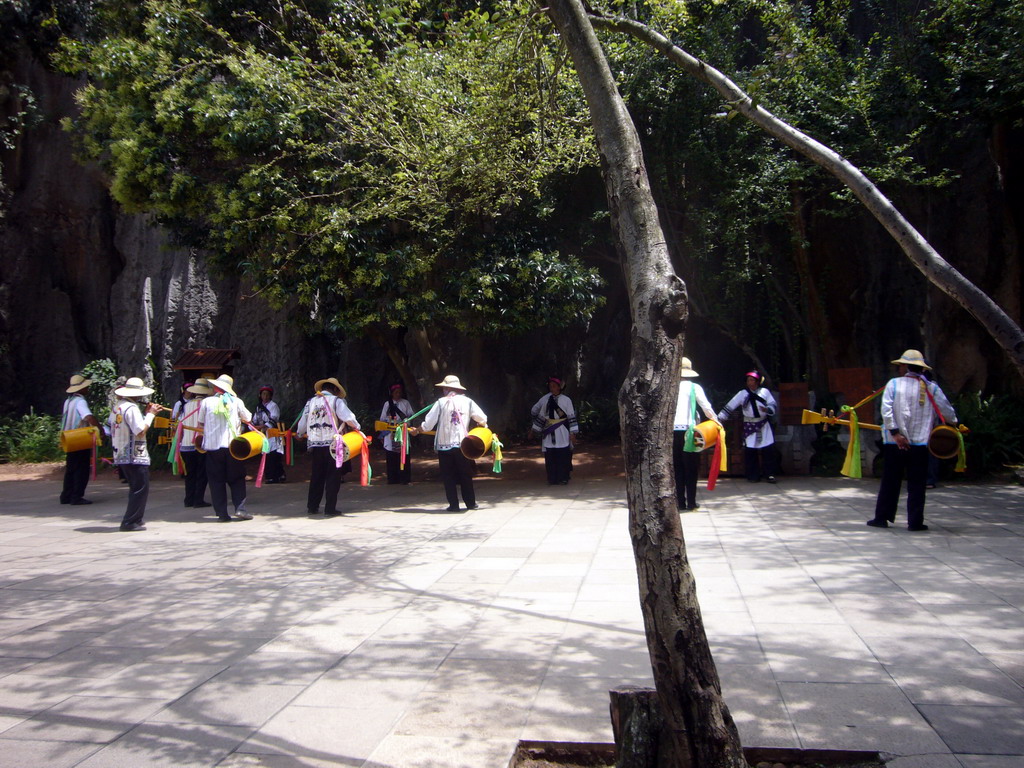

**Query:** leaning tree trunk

left=589, top=14, right=1024, bottom=383
left=544, top=1, right=747, bottom=766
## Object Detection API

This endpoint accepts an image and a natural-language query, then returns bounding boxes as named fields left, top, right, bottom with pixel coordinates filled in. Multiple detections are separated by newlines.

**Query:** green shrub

left=954, top=392, right=1024, bottom=479
left=0, top=409, right=64, bottom=463
left=576, top=397, right=621, bottom=440
left=81, top=358, right=118, bottom=425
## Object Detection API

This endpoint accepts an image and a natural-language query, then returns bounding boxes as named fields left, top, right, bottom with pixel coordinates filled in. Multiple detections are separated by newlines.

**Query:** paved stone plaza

left=0, top=468, right=1021, bottom=767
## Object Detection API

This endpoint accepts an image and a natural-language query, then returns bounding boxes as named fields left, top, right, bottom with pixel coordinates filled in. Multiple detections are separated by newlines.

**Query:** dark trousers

left=308, top=446, right=345, bottom=513
left=385, top=449, right=412, bottom=484
left=672, top=431, right=700, bottom=508
left=119, top=464, right=149, bottom=528
left=544, top=446, right=573, bottom=485
left=61, top=449, right=91, bottom=503
left=181, top=450, right=208, bottom=506
left=437, top=448, right=476, bottom=509
left=206, top=448, right=247, bottom=519
left=264, top=451, right=286, bottom=482
left=874, top=444, right=928, bottom=527
left=744, top=446, right=776, bottom=482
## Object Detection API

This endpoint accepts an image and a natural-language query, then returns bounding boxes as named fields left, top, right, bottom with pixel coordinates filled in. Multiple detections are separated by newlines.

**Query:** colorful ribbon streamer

left=839, top=405, right=862, bottom=478
left=490, top=434, right=503, bottom=474
left=706, top=424, right=727, bottom=491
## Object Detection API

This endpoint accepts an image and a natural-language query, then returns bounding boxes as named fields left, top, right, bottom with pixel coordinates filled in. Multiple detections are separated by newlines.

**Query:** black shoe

left=466, top=504, right=479, bottom=510
left=119, top=523, right=146, bottom=532
left=766, top=476, right=777, bottom=484
left=217, top=515, right=233, bottom=522
left=909, top=524, right=929, bottom=532
left=307, top=508, right=319, bottom=516
left=324, top=510, right=343, bottom=516
left=445, top=506, right=460, bottom=512
left=193, top=502, right=211, bottom=508
left=60, top=498, right=70, bottom=505
left=71, top=499, right=93, bottom=505
left=866, top=519, right=888, bottom=528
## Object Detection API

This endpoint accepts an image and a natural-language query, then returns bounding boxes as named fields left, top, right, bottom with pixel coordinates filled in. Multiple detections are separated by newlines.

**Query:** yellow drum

left=60, top=426, right=102, bottom=452
left=692, top=421, right=720, bottom=451
left=229, top=431, right=266, bottom=460
left=327, top=431, right=369, bottom=463
left=928, top=425, right=961, bottom=460
left=461, top=427, right=493, bottom=460
left=342, top=431, right=368, bottom=459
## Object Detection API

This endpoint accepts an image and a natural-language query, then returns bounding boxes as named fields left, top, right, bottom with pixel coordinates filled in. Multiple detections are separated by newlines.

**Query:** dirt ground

left=0, top=437, right=628, bottom=484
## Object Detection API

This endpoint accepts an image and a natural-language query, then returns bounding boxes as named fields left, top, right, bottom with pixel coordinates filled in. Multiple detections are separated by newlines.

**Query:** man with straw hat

left=529, top=376, right=579, bottom=485
left=111, top=376, right=162, bottom=531
left=867, top=349, right=957, bottom=532
left=412, top=375, right=487, bottom=512
left=198, top=374, right=254, bottom=522
left=297, top=377, right=360, bottom=516
left=60, top=374, right=101, bottom=505
left=673, top=358, right=721, bottom=511
left=179, top=380, right=212, bottom=509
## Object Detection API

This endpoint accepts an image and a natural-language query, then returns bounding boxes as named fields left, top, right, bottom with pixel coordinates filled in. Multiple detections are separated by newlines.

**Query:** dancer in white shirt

left=414, top=375, right=487, bottom=512
left=197, top=374, right=254, bottom=522
left=867, top=349, right=957, bottom=532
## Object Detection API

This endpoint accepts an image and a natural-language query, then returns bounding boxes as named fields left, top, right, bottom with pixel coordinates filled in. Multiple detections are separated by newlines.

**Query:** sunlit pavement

left=0, top=471, right=1021, bottom=767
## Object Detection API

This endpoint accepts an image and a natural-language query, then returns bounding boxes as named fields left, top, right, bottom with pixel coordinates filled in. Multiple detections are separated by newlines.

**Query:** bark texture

left=545, top=2, right=747, bottom=766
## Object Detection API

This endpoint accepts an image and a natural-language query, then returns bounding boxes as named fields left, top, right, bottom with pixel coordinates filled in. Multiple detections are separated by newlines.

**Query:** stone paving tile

left=0, top=672, right=97, bottom=714
left=916, top=705, right=1024, bottom=755
left=83, top=661, right=227, bottom=701
left=0, top=694, right=167, bottom=744
left=150, top=681, right=304, bottom=727
left=362, top=734, right=515, bottom=768
left=888, top=666, right=1024, bottom=706
left=779, top=681, right=952, bottom=754
left=0, top=474, right=1022, bottom=767
left=242, top=704, right=399, bottom=764
left=72, top=722, right=254, bottom=767
left=0, top=739, right=102, bottom=767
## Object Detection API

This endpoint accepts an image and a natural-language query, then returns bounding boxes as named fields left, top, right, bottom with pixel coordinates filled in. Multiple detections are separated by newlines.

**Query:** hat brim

left=66, top=381, right=92, bottom=393
left=314, top=379, right=347, bottom=398
left=187, top=385, right=214, bottom=395
left=680, top=370, right=699, bottom=378
left=892, top=357, right=932, bottom=370
left=209, top=380, right=236, bottom=396
left=115, top=386, right=154, bottom=398
left=434, top=381, right=466, bottom=390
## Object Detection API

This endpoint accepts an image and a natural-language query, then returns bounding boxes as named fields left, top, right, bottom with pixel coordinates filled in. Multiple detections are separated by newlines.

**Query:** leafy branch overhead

left=57, top=0, right=604, bottom=335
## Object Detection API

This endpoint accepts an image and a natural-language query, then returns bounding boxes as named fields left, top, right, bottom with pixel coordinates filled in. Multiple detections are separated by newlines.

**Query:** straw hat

left=435, top=375, right=466, bottom=391
left=114, top=377, right=155, bottom=398
left=66, top=374, right=92, bottom=393
left=314, top=377, right=347, bottom=398
left=679, top=358, right=699, bottom=378
left=208, top=374, right=237, bottom=396
left=187, top=382, right=214, bottom=396
left=891, top=349, right=931, bottom=370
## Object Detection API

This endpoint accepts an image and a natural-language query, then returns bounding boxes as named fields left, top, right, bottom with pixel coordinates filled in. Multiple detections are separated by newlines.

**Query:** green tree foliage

left=56, top=0, right=604, bottom=338
left=593, top=0, right=1021, bottom=383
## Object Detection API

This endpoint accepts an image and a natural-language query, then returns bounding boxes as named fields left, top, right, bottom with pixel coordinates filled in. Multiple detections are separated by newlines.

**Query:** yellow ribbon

left=840, top=405, right=862, bottom=478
